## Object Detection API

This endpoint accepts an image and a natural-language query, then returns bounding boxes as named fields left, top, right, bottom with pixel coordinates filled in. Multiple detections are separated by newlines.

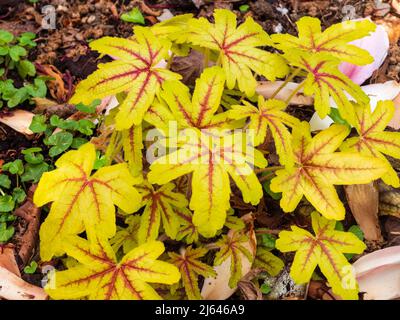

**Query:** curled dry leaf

left=353, top=246, right=400, bottom=300
left=0, top=110, right=34, bottom=135
left=36, top=64, right=68, bottom=103
left=170, top=50, right=206, bottom=86
left=237, top=268, right=264, bottom=300
left=13, top=185, right=40, bottom=265
left=256, top=81, right=313, bottom=106
left=201, top=214, right=257, bottom=300
left=344, top=183, right=383, bottom=242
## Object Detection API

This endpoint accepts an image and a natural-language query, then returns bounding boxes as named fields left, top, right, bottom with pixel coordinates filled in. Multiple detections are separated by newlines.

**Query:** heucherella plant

left=33, top=9, right=394, bottom=300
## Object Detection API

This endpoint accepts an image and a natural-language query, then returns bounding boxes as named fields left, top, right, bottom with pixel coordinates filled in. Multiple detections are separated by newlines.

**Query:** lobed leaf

left=169, top=246, right=216, bottom=300
left=34, top=143, right=142, bottom=261
left=70, top=27, right=181, bottom=130
left=276, top=211, right=366, bottom=300
left=271, top=16, right=376, bottom=65
left=46, top=235, right=180, bottom=300
left=148, top=131, right=266, bottom=237
left=228, top=97, right=299, bottom=167
left=287, top=52, right=369, bottom=122
left=270, top=122, right=388, bottom=220
left=341, top=100, right=400, bottom=187
left=214, top=231, right=254, bottom=288
left=136, top=181, right=189, bottom=244
left=188, top=9, right=288, bottom=96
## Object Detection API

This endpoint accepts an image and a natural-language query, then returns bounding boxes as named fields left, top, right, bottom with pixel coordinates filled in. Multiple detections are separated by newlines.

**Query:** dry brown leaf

left=37, top=65, right=68, bottom=103
left=171, top=50, right=206, bottom=86
left=0, top=246, right=21, bottom=277
left=0, top=267, right=47, bottom=300
left=344, top=183, right=383, bottom=242
left=14, top=185, right=40, bottom=266
left=376, top=16, right=400, bottom=44
left=237, top=268, right=264, bottom=300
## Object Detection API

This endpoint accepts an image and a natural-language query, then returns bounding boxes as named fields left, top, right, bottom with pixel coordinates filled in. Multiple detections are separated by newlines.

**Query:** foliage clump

left=30, top=10, right=397, bottom=300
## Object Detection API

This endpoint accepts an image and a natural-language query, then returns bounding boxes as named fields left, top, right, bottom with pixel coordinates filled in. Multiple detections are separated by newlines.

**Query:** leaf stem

left=105, top=130, right=123, bottom=165
left=254, top=166, right=284, bottom=174
left=270, top=67, right=302, bottom=99
left=284, top=80, right=305, bottom=105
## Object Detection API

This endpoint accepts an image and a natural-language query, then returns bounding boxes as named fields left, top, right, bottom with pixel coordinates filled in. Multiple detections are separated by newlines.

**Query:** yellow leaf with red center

left=214, top=231, right=254, bottom=288
left=45, top=235, right=180, bottom=300
left=169, top=246, right=216, bottom=300
left=188, top=9, right=288, bottom=96
left=228, top=97, right=299, bottom=167
left=69, top=27, right=181, bottom=130
left=122, top=124, right=143, bottom=177
left=34, top=143, right=142, bottom=261
left=271, top=16, right=376, bottom=65
left=136, top=181, right=189, bottom=244
left=276, top=211, right=366, bottom=300
left=287, top=52, right=369, bottom=122
left=341, top=100, right=400, bottom=187
left=161, top=66, right=240, bottom=132
left=175, top=207, right=199, bottom=244
left=270, top=122, right=387, bottom=220
left=254, top=247, right=284, bottom=276
left=148, top=131, right=267, bottom=237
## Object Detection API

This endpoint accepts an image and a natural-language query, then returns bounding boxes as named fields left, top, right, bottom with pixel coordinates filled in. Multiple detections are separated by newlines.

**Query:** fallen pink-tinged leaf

left=357, top=263, right=400, bottom=300
left=339, top=20, right=389, bottom=85
left=353, top=246, right=400, bottom=300
left=310, top=81, right=400, bottom=131
left=0, top=266, right=47, bottom=300
left=353, top=246, right=400, bottom=274
left=0, top=110, right=34, bottom=135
